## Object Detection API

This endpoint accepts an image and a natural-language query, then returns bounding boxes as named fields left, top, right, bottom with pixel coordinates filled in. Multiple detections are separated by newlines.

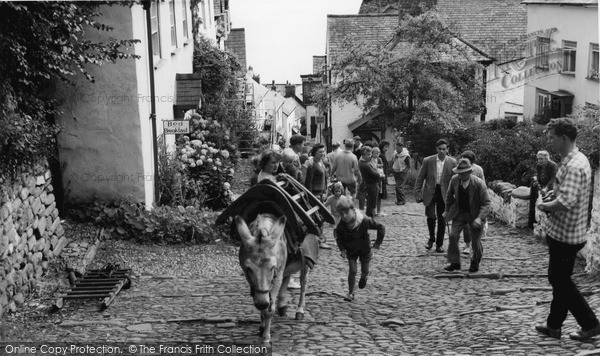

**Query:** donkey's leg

left=295, top=262, right=309, bottom=320
left=259, top=309, right=265, bottom=337
left=277, top=275, right=291, bottom=316
left=262, top=282, right=280, bottom=346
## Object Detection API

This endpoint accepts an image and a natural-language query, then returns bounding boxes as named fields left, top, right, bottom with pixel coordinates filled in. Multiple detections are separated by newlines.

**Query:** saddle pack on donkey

left=216, top=173, right=334, bottom=345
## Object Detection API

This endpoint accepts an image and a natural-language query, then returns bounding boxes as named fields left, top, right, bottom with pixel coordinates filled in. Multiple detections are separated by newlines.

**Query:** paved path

left=4, top=196, right=600, bottom=356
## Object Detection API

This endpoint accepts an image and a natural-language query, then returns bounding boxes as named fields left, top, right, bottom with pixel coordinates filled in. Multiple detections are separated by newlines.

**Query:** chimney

left=285, top=83, right=296, bottom=98
left=270, top=80, right=276, bottom=91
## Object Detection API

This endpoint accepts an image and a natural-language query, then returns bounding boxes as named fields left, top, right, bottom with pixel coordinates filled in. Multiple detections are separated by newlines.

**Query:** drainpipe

left=480, top=60, right=494, bottom=122
left=143, top=0, right=160, bottom=204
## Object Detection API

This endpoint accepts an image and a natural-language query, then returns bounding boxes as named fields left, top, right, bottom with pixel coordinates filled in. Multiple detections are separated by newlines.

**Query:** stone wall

left=0, top=165, right=65, bottom=318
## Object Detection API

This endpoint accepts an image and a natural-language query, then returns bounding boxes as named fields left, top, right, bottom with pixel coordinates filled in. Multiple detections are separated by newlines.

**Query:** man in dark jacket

left=442, top=158, right=490, bottom=272
left=358, top=146, right=382, bottom=218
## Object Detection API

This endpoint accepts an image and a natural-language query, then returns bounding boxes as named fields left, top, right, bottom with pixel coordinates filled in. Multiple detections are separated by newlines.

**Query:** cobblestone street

left=4, top=195, right=600, bottom=356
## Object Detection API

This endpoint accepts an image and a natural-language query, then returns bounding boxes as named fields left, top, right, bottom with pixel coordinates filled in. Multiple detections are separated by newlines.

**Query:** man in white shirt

left=414, top=139, right=457, bottom=253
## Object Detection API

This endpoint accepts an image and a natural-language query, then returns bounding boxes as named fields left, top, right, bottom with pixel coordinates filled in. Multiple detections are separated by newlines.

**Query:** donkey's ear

left=270, top=215, right=287, bottom=240
left=235, top=216, right=254, bottom=245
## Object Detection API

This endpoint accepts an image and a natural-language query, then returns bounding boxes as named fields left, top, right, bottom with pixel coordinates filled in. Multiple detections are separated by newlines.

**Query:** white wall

left=484, top=63, right=525, bottom=120
left=524, top=4, right=600, bottom=118
left=57, top=2, right=195, bottom=208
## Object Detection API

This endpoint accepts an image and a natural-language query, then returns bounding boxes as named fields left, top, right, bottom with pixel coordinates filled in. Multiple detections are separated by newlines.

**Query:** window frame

left=536, top=37, right=550, bottom=69
left=562, top=40, right=577, bottom=74
left=182, top=0, right=189, bottom=40
left=536, top=90, right=551, bottom=116
left=150, top=2, right=161, bottom=59
left=589, top=43, right=599, bottom=80
left=169, top=0, right=177, bottom=51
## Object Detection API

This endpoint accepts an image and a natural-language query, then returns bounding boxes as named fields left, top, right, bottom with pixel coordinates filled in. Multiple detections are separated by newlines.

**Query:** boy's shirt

left=335, top=212, right=385, bottom=257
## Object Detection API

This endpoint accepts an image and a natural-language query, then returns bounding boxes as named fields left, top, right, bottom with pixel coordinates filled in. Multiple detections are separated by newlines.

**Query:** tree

left=0, top=2, right=139, bottom=173
left=192, top=34, right=257, bottom=153
left=316, top=9, right=484, bottom=156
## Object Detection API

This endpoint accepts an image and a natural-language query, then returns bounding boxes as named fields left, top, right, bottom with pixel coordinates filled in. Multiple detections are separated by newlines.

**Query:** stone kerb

left=0, top=165, right=65, bottom=318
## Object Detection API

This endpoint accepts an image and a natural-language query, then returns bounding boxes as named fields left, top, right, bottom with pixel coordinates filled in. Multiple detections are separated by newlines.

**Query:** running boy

left=334, top=196, right=385, bottom=302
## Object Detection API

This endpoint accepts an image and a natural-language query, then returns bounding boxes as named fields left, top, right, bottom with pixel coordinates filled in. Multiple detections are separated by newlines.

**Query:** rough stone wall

left=0, top=165, right=65, bottom=318
left=488, top=189, right=513, bottom=225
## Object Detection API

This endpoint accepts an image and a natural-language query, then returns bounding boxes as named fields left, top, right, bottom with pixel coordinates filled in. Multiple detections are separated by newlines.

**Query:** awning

left=549, top=90, right=574, bottom=98
left=348, top=109, right=382, bottom=131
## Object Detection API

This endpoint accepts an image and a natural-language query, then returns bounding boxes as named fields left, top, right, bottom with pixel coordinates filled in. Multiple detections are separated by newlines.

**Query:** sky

left=229, top=0, right=363, bottom=84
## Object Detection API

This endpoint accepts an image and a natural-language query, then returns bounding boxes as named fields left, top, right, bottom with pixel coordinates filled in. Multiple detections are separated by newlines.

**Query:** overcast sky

left=229, top=0, right=362, bottom=84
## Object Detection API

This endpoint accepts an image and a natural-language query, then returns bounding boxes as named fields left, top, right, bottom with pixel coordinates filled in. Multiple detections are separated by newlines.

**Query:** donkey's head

left=235, top=214, right=287, bottom=310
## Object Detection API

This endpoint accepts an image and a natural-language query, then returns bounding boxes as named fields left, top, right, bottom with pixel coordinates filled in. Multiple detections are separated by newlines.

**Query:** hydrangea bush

left=174, top=113, right=238, bottom=210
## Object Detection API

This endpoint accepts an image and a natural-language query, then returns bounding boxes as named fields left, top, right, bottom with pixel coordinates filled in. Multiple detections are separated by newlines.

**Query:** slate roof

left=436, top=0, right=527, bottom=63
left=359, top=0, right=437, bottom=14
left=224, top=28, right=247, bottom=70
left=522, top=0, right=597, bottom=4
left=326, top=14, right=399, bottom=62
left=175, top=73, right=203, bottom=107
left=313, top=56, right=327, bottom=75
left=356, top=0, right=527, bottom=63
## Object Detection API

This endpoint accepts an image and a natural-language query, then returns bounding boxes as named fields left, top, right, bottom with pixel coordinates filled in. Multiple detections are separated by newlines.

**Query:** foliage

left=68, top=199, right=229, bottom=244
left=465, top=122, right=548, bottom=186
left=192, top=34, right=258, bottom=153
left=173, top=113, right=237, bottom=210
left=315, top=9, right=483, bottom=132
left=157, top=144, right=206, bottom=208
left=0, top=2, right=139, bottom=173
left=567, top=105, right=600, bottom=170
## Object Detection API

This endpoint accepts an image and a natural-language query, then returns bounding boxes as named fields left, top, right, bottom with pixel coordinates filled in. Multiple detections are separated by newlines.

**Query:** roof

left=356, top=0, right=527, bottom=64
left=359, top=0, right=436, bottom=14
left=282, top=97, right=298, bottom=116
left=348, top=109, right=383, bottom=130
left=326, top=14, right=399, bottom=61
left=522, top=0, right=597, bottom=4
left=313, top=56, right=327, bottom=75
left=436, top=0, right=527, bottom=63
left=224, top=28, right=246, bottom=70
left=175, top=73, right=203, bottom=107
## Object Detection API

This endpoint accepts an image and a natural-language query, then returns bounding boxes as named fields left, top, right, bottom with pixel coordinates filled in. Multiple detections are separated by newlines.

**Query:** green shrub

left=68, top=199, right=229, bottom=244
left=465, top=122, right=548, bottom=186
left=174, top=113, right=237, bottom=210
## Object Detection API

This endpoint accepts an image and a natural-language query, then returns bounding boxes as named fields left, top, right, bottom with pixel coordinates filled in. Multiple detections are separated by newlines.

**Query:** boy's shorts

left=347, top=250, right=373, bottom=262
left=341, top=181, right=357, bottom=196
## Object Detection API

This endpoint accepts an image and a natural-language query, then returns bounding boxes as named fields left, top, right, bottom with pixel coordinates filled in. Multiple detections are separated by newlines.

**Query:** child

left=370, top=147, right=386, bottom=216
left=324, top=182, right=345, bottom=226
left=334, top=196, right=385, bottom=302
left=249, top=155, right=261, bottom=187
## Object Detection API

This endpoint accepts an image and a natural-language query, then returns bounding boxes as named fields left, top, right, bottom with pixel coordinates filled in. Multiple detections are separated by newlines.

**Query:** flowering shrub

left=68, top=199, right=229, bottom=244
left=174, top=113, right=238, bottom=210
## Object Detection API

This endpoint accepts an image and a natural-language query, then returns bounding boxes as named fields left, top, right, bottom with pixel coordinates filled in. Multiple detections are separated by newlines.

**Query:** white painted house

left=522, top=0, right=599, bottom=119
left=56, top=0, right=219, bottom=207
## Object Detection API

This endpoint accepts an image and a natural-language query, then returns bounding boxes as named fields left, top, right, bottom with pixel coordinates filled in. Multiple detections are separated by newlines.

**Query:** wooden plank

left=101, top=279, right=127, bottom=310
left=61, top=294, right=110, bottom=299
left=291, top=192, right=304, bottom=201
left=306, top=206, right=319, bottom=216
left=66, top=290, right=115, bottom=295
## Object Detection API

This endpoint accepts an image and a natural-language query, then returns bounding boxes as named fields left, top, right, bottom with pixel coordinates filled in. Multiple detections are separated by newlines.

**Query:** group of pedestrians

left=246, top=118, right=600, bottom=341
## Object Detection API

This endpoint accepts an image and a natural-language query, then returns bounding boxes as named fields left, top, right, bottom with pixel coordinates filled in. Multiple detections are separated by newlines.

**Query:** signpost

left=163, top=120, right=190, bottom=135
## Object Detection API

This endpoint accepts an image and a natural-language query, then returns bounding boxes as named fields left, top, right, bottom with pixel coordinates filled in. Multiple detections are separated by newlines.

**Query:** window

left=537, top=91, right=550, bottom=116
left=182, top=0, right=189, bottom=40
left=589, top=43, right=599, bottom=79
left=562, top=40, right=577, bottom=74
left=200, top=0, right=207, bottom=29
left=169, top=0, right=177, bottom=49
left=536, top=37, right=550, bottom=69
left=150, top=3, right=161, bottom=58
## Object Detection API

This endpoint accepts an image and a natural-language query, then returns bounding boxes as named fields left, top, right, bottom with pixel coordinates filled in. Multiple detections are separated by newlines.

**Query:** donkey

left=235, top=213, right=311, bottom=345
